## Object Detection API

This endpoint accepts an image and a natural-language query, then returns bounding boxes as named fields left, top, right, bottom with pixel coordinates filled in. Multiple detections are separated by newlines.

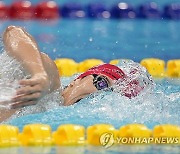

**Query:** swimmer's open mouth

left=63, top=93, right=89, bottom=106
left=71, top=93, right=89, bottom=105
left=74, top=98, right=82, bottom=104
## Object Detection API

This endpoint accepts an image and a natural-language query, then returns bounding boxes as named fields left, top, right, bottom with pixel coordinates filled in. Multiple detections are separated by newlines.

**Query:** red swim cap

left=77, top=63, right=144, bottom=98
left=77, top=63, right=125, bottom=80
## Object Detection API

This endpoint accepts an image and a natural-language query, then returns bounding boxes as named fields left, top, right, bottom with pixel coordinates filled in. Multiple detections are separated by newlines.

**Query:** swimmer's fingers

left=12, top=92, right=41, bottom=103
left=0, top=100, right=12, bottom=107
left=10, top=101, right=36, bottom=109
left=16, top=85, right=41, bottom=95
left=19, top=79, right=40, bottom=86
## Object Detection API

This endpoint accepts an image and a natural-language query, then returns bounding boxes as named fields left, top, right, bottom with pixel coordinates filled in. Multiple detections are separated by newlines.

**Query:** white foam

left=0, top=37, right=62, bottom=116
left=0, top=36, right=179, bottom=125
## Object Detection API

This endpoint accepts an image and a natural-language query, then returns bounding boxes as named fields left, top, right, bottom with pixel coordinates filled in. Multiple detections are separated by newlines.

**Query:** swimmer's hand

left=11, top=73, right=50, bottom=109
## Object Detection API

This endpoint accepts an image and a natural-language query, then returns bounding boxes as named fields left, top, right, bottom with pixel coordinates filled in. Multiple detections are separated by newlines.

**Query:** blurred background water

left=1, top=19, right=180, bottom=62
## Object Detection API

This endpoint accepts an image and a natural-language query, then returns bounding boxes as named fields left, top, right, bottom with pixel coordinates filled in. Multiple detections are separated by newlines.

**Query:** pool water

left=0, top=19, right=180, bottom=62
left=5, top=75, right=180, bottom=131
left=0, top=145, right=180, bottom=154
left=0, top=5, right=180, bottom=154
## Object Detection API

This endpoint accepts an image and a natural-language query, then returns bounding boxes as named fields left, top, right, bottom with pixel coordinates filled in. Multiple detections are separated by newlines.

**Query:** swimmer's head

left=62, top=63, right=149, bottom=106
left=62, top=64, right=126, bottom=106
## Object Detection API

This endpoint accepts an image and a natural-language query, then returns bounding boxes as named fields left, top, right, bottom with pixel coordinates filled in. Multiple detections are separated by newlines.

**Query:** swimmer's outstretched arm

left=2, top=26, right=61, bottom=109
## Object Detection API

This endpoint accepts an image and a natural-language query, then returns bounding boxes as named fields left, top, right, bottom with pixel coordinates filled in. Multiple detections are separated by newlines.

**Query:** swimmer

left=0, top=26, right=151, bottom=121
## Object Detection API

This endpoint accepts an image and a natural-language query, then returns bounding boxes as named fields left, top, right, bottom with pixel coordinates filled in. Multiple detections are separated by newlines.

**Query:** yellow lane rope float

left=0, top=124, right=179, bottom=147
left=54, top=58, right=180, bottom=78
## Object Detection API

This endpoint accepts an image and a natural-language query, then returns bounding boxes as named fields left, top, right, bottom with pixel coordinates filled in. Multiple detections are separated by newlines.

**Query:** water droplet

left=53, top=48, right=56, bottom=53
left=89, top=37, right=93, bottom=42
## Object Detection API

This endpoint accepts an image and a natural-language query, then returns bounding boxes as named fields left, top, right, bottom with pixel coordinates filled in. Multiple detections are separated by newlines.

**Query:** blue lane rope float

left=87, top=3, right=110, bottom=19
left=0, top=1, right=180, bottom=20
left=60, top=2, right=86, bottom=18
left=137, top=2, right=161, bottom=19
left=164, top=3, right=180, bottom=19
left=110, top=2, right=136, bottom=19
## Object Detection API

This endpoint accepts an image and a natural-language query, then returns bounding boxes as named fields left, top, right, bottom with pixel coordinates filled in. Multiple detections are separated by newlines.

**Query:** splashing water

left=0, top=36, right=179, bottom=129
left=0, top=34, right=62, bottom=110
left=0, top=50, right=177, bottom=130
left=0, top=39, right=23, bottom=108
left=6, top=78, right=180, bottom=131
left=113, top=60, right=155, bottom=98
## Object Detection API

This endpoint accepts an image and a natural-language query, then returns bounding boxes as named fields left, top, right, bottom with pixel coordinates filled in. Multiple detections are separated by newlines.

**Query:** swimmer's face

left=62, top=75, right=114, bottom=106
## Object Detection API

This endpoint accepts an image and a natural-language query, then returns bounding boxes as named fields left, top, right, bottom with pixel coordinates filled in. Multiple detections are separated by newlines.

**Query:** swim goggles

left=92, top=74, right=110, bottom=90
